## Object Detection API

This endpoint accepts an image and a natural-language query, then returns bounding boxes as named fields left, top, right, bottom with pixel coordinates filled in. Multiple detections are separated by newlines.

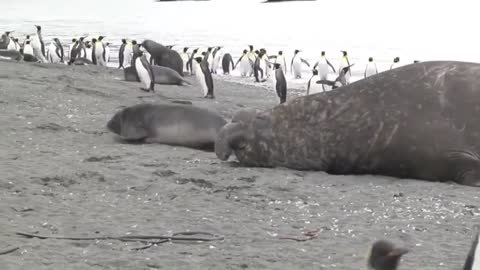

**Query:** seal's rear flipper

left=316, top=80, right=335, bottom=86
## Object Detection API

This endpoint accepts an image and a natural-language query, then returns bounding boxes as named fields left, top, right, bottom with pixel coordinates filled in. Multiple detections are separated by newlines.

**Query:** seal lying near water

left=107, top=103, right=227, bottom=151
left=124, top=65, right=192, bottom=86
left=215, top=61, right=480, bottom=187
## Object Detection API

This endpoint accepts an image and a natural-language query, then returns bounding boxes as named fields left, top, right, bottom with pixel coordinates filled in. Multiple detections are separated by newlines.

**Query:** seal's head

left=367, top=240, right=408, bottom=270
left=107, top=110, right=123, bottom=135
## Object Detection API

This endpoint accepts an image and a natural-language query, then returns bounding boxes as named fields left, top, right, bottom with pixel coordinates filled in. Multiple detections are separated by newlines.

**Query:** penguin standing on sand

left=193, top=56, right=214, bottom=99
left=105, top=42, right=111, bottom=64
left=95, top=36, right=106, bottom=66
left=85, top=42, right=93, bottom=61
left=274, top=51, right=287, bottom=74
left=69, top=38, right=77, bottom=59
left=364, top=57, right=378, bottom=78
left=253, top=50, right=265, bottom=83
left=179, top=47, right=190, bottom=74
left=118, top=39, right=127, bottom=69
left=134, top=46, right=155, bottom=92
left=247, top=45, right=256, bottom=76
left=46, top=38, right=64, bottom=64
left=338, top=50, right=351, bottom=84
left=221, top=53, right=235, bottom=75
left=23, top=40, right=34, bottom=56
left=91, top=38, right=97, bottom=65
left=235, top=50, right=253, bottom=77
left=187, top=48, right=199, bottom=75
left=306, top=69, right=323, bottom=95
left=390, top=57, right=400, bottom=70
left=313, top=51, right=336, bottom=79
left=291, top=49, right=310, bottom=79
left=31, top=25, right=47, bottom=63
left=367, top=240, right=408, bottom=270
left=274, top=63, right=287, bottom=104
left=5, top=31, right=16, bottom=51
left=211, top=46, right=223, bottom=74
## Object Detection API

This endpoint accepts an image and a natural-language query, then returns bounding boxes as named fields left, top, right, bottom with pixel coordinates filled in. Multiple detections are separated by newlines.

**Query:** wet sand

left=0, top=60, right=479, bottom=269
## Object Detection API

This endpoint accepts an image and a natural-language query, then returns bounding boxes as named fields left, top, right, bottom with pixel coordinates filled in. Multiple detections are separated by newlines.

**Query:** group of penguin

left=368, top=228, right=480, bottom=270
left=0, top=26, right=412, bottom=105
left=0, top=26, right=112, bottom=66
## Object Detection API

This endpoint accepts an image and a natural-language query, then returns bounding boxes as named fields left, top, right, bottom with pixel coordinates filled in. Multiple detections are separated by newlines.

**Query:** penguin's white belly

left=239, top=58, right=251, bottom=76
left=85, top=48, right=92, bottom=61
left=7, top=39, right=15, bottom=50
left=123, top=48, right=132, bottom=68
left=180, top=54, right=189, bottom=72
left=193, top=63, right=208, bottom=96
left=24, top=45, right=34, bottom=56
left=105, top=47, right=110, bottom=63
left=365, top=64, right=377, bottom=78
left=135, top=58, right=151, bottom=89
left=292, top=60, right=303, bottom=77
left=47, top=44, right=60, bottom=63
left=260, top=58, right=268, bottom=76
left=213, top=54, right=222, bottom=72
left=316, top=62, right=330, bottom=79
left=270, top=68, right=277, bottom=89
left=95, top=46, right=105, bottom=64
left=307, top=75, right=323, bottom=95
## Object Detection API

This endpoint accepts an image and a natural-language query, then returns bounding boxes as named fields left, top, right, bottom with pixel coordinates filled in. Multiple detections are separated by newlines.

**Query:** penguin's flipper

left=140, top=56, right=155, bottom=91
left=326, top=59, right=336, bottom=73
left=230, top=59, right=235, bottom=70
left=316, top=80, right=335, bottom=86
left=463, top=226, right=480, bottom=270
left=313, top=61, right=319, bottom=70
left=346, top=57, right=352, bottom=75
left=306, top=78, right=312, bottom=95
left=301, top=58, right=310, bottom=67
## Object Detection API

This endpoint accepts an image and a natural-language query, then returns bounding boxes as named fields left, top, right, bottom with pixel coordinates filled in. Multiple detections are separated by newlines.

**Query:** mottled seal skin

left=124, top=65, right=192, bottom=86
left=141, top=40, right=184, bottom=76
left=107, top=103, right=227, bottom=151
left=216, top=61, right=480, bottom=187
left=0, top=49, right=23, bottom=61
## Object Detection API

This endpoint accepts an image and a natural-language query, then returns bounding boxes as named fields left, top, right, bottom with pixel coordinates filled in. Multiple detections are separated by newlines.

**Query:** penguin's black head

left=193, top=48, right=199, bottom=53
left=86, top=44, right=91, bottom=48
left=260, top=48, right=266, bottom=54
left=72, top=38, right=77, bottom=42
left=394, top=57, right=400, bottom=63
left=35, top=25, right=41, bottom=31
left=132, top=40, right=137, bottom=45
left=208, top=47, right=213, bottom=52
left=273, top=63, right=281, bottom=69
left=201, top=52, right=206, bottom=56
left=294, top=49, right=300, bottom=54
left=414, top=60, right=420, bottom=63
left=121, top=39, right=126, bottom=44
left=368, top=240, right=408, bottom=270
left=248, top=45, right=253, bottom=51
left=5, top=31, right=11, bottom=36
left=278, top=51, right=283, bottom=55
left=183, top=47, right=188, bottom=52
left=106, top=42, right=111, bottom=46
left=243, top=49, right=248, bottom=54
left=369, top=57, right=373, bottom=62
left=341, top=50, right=348, bottom=56
left=92, top=38, right=97, bottom=43
left=80, top=37, right=85, bottom=41
left=26, top=35, right=30, bottom=39
left=194, top=57, right=203, bottom=63
left=98, top=36, right=105, bottom=41
left=14, top=38, right=18, bottom=42
left=254, top=50, right=259, bottom=55
left=321, top=51, right=325, bottom=56
left=312, top=69, right=318, bottom=75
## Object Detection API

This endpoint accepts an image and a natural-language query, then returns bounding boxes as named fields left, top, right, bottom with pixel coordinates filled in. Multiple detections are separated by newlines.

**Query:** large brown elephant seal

left=141, top=40, right=184, bottom=76
left=107, top=103, right=227, bottom=151
left=124, top=65, right=192, bottom=86
left=215, top=61, right=480, bottom=187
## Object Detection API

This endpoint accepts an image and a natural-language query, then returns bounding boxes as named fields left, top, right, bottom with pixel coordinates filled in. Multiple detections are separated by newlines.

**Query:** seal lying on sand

left=0, top=50, right=23, bottom=61
left=124, top=65, right=192, bottom=86
left=107, top=103, right=227, bottom=151
left=215, top=61, right=480, bottom=187
left=141, top=40, right=184, bottom=76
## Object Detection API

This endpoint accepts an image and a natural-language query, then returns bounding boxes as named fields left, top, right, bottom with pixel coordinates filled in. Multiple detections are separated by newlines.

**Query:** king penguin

left=338, top=50, right=351, bottom=84
left=23, top=40, right=34, bottom=56
left=364, top=57, right=378, bottom=78
left=306, top=69, right=323, bottom=95
left=180, top=47, right=190, bottom=74
left=31, top=25, right=47, bottom=63
left=187, top=48, right=199, bottom=75
left=390, top=57, right=400, bottom=70
left=211, top=46, right=223, bottom=74
left=367, top=240, right=408, bottom=270
left=291, top=49, right=310, bottom=79
left=118, top=39, right=127, bottom=69
left=193, top=56, right=214, bottom=98
left=46, top=38, right=64, bottom=64
left=275, top=51, right=287, bottom=74
left=313, top=51, right=336, bottom=79
left=273, top=63, right=287, bottom=104
left=221, top=53, right=235, bottom=75
left=134, top=45, right=155, bottom=92
left=235, top=49, right=253, bottom=77
left=69, top=38, right=77, bottom=59
left=95, top=36, right=106, bottom=66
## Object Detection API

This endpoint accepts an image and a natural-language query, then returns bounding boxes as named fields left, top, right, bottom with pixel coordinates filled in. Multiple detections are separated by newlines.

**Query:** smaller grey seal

left=107, top=103, right=227, bottom=151
left=124, top=65, right=192, bottom=86
left=0, top=49, right=23, bottom=61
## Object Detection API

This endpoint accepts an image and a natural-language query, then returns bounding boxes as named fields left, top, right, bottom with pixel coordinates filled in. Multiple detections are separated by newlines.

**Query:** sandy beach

left=1, top=60, right=479, bottom=270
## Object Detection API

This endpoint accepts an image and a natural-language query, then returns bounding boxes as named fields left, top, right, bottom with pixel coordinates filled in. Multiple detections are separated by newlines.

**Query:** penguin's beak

left=387, top=248, right=409, bottom=257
